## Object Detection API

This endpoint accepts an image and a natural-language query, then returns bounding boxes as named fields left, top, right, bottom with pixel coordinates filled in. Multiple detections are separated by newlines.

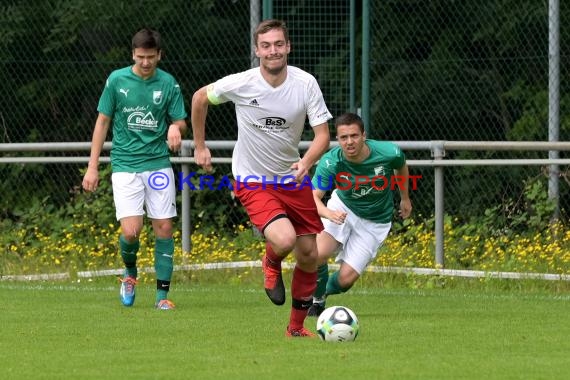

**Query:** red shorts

left=233, top=182, right=324, bottom=235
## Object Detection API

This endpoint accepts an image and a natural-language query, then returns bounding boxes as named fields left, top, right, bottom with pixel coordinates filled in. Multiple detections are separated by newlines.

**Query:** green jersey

left=312, top=140, right=406, bottom=223
left=98, top=66, right=187, bottom=172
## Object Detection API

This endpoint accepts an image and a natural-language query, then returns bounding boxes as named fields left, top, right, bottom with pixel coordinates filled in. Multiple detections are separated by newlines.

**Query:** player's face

left=337, top=123, right=366, bottom=160
left=255, top=29, right=290, bottom=75
left=132, top=48, right=161, bottom=79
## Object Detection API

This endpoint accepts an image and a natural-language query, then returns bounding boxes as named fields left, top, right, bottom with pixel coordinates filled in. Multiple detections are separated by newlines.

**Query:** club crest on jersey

left=374, top=166, right=385, bottom=176
left=153, top=90, right=163, bottom=104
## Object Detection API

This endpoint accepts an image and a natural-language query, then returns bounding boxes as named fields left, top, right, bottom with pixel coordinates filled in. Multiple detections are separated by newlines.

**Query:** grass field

left=2, top=271, right=570, bottom=380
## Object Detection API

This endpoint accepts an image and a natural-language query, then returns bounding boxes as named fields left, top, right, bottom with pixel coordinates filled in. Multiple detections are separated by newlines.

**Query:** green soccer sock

left=119, top=234, right=139, bottom=278
left=325, top=270, right=353, bottom=296
left=313, top=264, right=329, bottom=301
left=154, top=237, right=174, bottom=302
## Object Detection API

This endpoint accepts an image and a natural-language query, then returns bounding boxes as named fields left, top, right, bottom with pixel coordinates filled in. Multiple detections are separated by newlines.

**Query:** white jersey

left=207, top=66, right=332, bottom=183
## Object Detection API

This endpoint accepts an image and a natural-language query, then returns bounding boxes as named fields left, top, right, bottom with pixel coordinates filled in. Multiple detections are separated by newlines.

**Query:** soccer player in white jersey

left=191, top=19, right=332, bottom=337
left=83, top=28, right=187, bottom=310
left=307, top=112, right=413, bottom=316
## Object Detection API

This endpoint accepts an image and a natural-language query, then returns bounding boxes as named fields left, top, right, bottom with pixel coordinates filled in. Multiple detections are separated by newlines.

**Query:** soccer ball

left=316, top=306, right=359, bottom=342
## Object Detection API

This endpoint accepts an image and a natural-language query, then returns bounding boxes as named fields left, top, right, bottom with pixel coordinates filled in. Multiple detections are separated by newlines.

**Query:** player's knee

left=120, top=217, right=143, bottom=242
left=271, top=234, right=297, bottom=254
left=122, top=229, right=140, bottom=242
left=153, top=221, right=173, bottom=238
left=317, top=253, right=331, bottom=266
left=338, top=274, right=358, bottom=290
left=295, top=251, right=318, bottom=268
left=155, top=226, right=172, bottom=239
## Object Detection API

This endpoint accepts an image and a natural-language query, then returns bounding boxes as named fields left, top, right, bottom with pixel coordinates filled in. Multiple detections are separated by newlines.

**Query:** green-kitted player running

left=82, top=28, right=187, bottom=310
left=308, top=112, right=412, bottom=316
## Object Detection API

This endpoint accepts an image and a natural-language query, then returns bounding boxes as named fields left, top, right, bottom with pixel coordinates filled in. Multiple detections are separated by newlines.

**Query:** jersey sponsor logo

left=257, top=117, right=285, bottom=126
left=249, top=99, right=259, bottom=106
left=126, top=111, right=159, bottom=131
left=253, top=117, right=288, bottom=132
left=153, top=90, right=163, bottom=104
left=120, top=88, right=129, bottom=97
left=325, top=159, right=333, bottom=168
left=351, top=185, right=375, bottom=199
left=123, top=106, right=147, bottom=113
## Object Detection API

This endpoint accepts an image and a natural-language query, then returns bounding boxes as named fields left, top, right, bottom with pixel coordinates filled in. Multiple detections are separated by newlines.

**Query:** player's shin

left=289, top=266, right=317, bottom=330
left=155, top=237, right=174, bottom=302
left=325, top=270, right=353, bottom=296
left=120, top=234, right=140, bottom=278
left=313, top=264, right=329, bottom=302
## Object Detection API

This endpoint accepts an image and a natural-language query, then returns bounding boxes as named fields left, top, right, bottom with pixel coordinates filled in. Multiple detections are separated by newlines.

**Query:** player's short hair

left=254, top=19, right=289, bottom=46
left=335, top=112, right=365, bottom=134
left=132, top=28, right=161, bottom=51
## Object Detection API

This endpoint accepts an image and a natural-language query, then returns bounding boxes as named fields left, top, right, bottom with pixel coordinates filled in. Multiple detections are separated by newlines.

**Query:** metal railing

left=2, top=140, right=570, bottom=267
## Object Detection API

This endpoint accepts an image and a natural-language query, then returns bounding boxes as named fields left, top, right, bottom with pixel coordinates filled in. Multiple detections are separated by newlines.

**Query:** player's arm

left=82, top=113, right=111, bottom=192
left=292, top=123, right=330, bottom=182
left=167, top=119, right=187, bottom=152
left=167, top=77, right=188, bottom=152
left=394, top=163, right=412, bottom=219
left=312, top=188, right=347, bottom=225
left=191, top=85, right=213, bottom=172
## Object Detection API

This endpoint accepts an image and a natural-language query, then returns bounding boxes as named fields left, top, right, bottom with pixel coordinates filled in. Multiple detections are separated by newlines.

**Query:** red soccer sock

left=289, top=266, right=317, bottom=330
left=265, top=242, right=283, bottom=269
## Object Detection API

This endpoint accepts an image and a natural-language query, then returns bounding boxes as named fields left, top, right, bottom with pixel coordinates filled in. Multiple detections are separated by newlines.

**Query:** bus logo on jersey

left=153, top=91, right=163, bottom=105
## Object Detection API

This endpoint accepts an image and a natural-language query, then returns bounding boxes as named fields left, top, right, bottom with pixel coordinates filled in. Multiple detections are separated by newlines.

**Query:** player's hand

left=290, top=161, right=310, bottom=183
left=326, top=209, right=347, bottom=225
left=194, top=146, right=213, bottom=172
left=399, top=198, right=412, bottom=219
left=82, top=168, right=99, bottom=192
left=167, top=124, right=182, bottom=152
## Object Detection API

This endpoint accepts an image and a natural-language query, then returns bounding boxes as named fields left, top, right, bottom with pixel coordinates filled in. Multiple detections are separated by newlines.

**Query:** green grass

left=2, top=271, right=570, bottom=380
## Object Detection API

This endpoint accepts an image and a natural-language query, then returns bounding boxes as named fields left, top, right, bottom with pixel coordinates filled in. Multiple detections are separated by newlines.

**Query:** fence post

left=548, top=0, right=561, bottom=220
left=432, top=141, right=445, bottom=267
left=180, top=142, right=192, bottom=262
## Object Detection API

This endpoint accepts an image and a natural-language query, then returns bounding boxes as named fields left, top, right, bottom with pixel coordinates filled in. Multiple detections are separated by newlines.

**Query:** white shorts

left=322, top=190, right=391, bottom=274
left=112, top=168, right=177, bottom=221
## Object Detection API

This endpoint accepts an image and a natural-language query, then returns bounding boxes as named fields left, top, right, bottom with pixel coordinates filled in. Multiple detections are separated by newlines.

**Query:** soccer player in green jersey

left=82, top=28, right=188, bottom=310
left=307, top=112, right=412, bottom=316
